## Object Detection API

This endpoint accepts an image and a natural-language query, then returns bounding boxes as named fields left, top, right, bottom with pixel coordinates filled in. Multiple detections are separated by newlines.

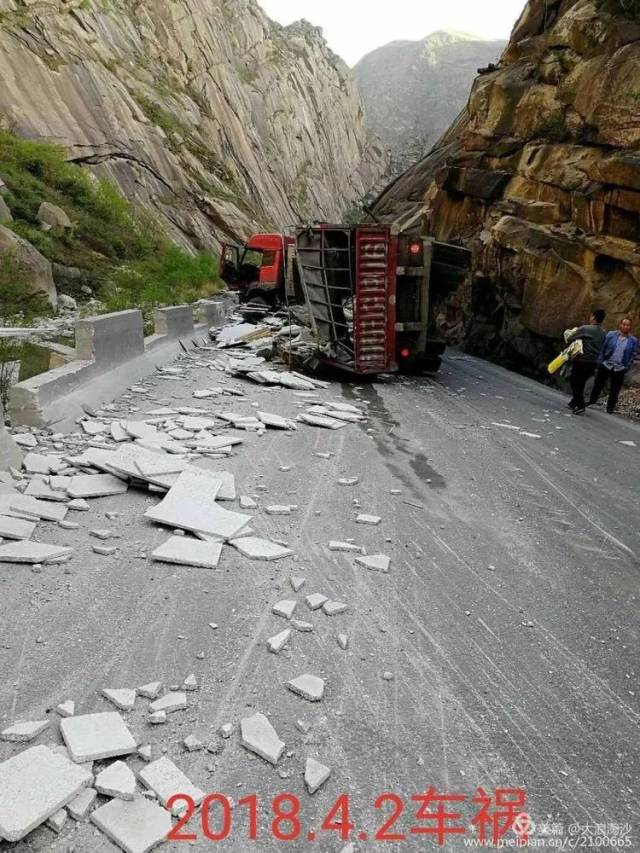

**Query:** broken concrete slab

left=148, top=692, right=187, bottom=714
left=95, top=761, right=137, bottom=800
left=102, top=688, right=137, bottom=712
left=148, top=711, right=166, bottom=725
left=267, top=628, right=292, bottom=654
left=1, top=719, right=49, bottom=742
left=56, top=700, right=75, bottom=718
left=355, top=553, right=391, bottom=573
left=240, top=495, right=257, bottom=509
left=291, top=619, right=313, bottom=632
left=0, top=745, right=92, bottom=842
left=257, top=411, right=296, bottom=430
left=240, top=713, right=285, bottom=765
left=0, top=540, right=73, bottom=564
left=305, top=593, right=329, bottom=611
left=299, top=413, right=346, bottom=429
left=67, top=474, right=128, bottom=498
left=93, top=544, right=117, bottom=556
left=24, top=479, right=69, bottom=502
left=9, top=494, right=69, bottom=522
left=47, top=807, right=68, bottom=833
left=23, top=452, right=61, bottom=474
left=304, top=757, right=331, bottom=794
left=286, top=674, right=325, bottom=702
left=138, top=756, right=204, bottom=812
left=183, top=673, right=198, bottom=692
left=290, top=575, right=306, bottom=592
left=356, top=513, right=381, bottom=526
left=0, top=514, right=36, bottom=540
left=337, top=633, right=349, bottom=650
left=138, top=745, right=153, bottom=762
left=68, top=498, right=90, bottom=511
left=272, top=600, right=297, bottom=619
left=323, top=601, right=348, bottom=616
left=152, top=535, right=223, bottom=570
left=328, top=540, right=365, bottom=554
left=67, top=787, right=97, bottom=820
left=137, top=682, right=162, bottom=700
left=265, top=504, right=297, bottom=515
left=231, top=536, right=293, bottom=561
left=60, top=712, right=137, bottom=763
left=91, top=795, right=172, bottom=853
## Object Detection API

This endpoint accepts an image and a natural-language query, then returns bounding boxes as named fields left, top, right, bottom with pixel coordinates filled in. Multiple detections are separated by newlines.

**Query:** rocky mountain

left=0, top=0, right=386, bottom=251
left=354, top=31, right=505, bottom=175
left=374, top=0, right=640, bottom=376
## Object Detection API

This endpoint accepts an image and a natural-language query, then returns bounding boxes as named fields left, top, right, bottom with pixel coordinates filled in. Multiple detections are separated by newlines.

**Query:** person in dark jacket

left=567, top=309, right=607, bottom=415
left=588, top=317, right=638, bottom=413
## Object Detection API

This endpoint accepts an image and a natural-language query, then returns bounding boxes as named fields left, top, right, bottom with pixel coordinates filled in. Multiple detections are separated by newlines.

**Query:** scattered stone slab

left=290, top=575, right=306, bottom=592
left=9, top=494, right=69, bottom=522
left=138, top=745, right=153, bottom=762
left=0, top=745, right=92, bottom=842
left=1, top=719, right=49, bottom=742
left=24, top=479, right=69, bottom=502
left=47, top=808, right=68, bottom=833
left=338, top=477, right=359, bottom=486
left=286, top=674, right=325, bottom=702
left=240, top=713, right=285, bottom=765
left=267, top=628, right=291, bottom=654
left=231, top=536, right=293, bottom=561
left=355, top=553, right=391, bottom=573
left=13, top=433, right=38, bottom=449
left=291, top=619, right=313, bottom=632
left=299, top=413, right=345, bottom=429
left=305, top=593, right=328, bottom=611
left=183, top=735, right=202, bottom=752
left=68, top=498, right=90, bottom=511
left=137, top=682, right=162, bottom=700
left=148, top=712, right=166, bottom=725
left=620, top=440, right=637, bottom=448
left=93, top=545, right=118, bottom=556
left=272, top=599, right=297, bottom=619
left=328, top=541, right=364, bottom=554
left=257, top=411, right=296, bottom=430
left=0, top=539, right=73, bottom=564
left=219, top=723, right=234, bottom=739
left=91, top=795, right=172, bottom=853
left=23, top=453, right=59, bottom=474
left=102, top=688, right=136, bottom=712
left=138, top=756, right=204, bottom=812
left=95, top=761, right=137, bottom=800
left=323, top=601, right=348, bottom=616
left=265, top=504, right=297, bottom=515
left=304, top=757, right=331, bottom=794
left=67, top=787, right=97, bottom=820
left=67, top=474, right=128, bottom=498
left=149, top=692, right=187, bottom=714
left=60, top=712, right=137, bottom=763
left=152, top=535, right=223, bottom=569
left=56, top=700, right=75, bottom=718
left=0, top=514, right=35, bottom=540
left=183, top=673, right=198, bottom=692
left=356, top=513, right=381, bottom=526
left=337, top=633, right=349, bottom=650
left=240, top=495, right=257, bottom=509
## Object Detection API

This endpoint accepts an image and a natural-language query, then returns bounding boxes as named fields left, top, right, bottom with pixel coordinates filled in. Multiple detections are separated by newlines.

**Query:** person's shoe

left=567, top=401, right=577, bottom=410
left=573, top=407, right=586, bottom=415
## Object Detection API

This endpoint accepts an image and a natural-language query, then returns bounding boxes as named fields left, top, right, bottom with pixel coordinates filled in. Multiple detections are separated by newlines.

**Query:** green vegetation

left=534, top=114, right=568, bottom=143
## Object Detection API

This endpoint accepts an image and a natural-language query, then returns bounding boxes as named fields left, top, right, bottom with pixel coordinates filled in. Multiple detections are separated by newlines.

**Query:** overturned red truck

left=219, top=224, right=469, bottom=375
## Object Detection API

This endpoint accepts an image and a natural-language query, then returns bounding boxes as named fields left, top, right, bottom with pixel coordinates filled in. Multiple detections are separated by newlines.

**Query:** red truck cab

left=219, top=233, right=294, bottom=306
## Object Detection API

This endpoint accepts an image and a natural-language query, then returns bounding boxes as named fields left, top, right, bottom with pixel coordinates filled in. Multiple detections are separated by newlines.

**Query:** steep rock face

left=354, top=31, right=505, bottom=175
left=0, top=0, right=386, bottom=250
left=374, top=0, right=640, bottom=373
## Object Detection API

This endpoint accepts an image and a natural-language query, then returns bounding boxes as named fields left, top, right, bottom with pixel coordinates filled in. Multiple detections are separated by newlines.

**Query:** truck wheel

left=421, top=356, right=442, bottom=373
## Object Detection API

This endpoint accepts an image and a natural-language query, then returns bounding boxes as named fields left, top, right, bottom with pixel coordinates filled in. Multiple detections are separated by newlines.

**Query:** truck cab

left=219, top=234, right=294, bottom=307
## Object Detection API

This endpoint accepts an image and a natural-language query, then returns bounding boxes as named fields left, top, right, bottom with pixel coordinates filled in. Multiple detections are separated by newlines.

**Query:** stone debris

left=9, top=494, right=69, bottom=522
left=1, top=719, right=49, bottom=742
left=295, top=719, right=311, bottom=734
left=291, top=619, right=313, bottom=632
left=56, top=700, right=75, bottom=718
left=66, top=787, right=97, bottom=820
left=337, top=477, right=359, bottom=486
left=148, top=711, right=166, bottom=725
left=149, top=692, right=187, bottom=714
left=305, top=593, right=329, bottom=611
left=102, top=688, right=137, bottom=712
left=0, top=514, right=35, bottom=540
left=220, top=723, right=234, bottom=739
left=304, top=757, right=332, bottom=794
left=355, top=553, right=391, bottom=573
left=619, top=440, right=637, bottom=448
left=231, top=536, right=293, bottom=561
left=183, top=734, right=203, bottom=752
left=240, top=495, right=257, bottom=509
left=383, top=671, right=394, bottom=681
left=138, top=756, right=205, bottom=812
left=81, top=420, right=107, bottom=436
left=13, top=433, right=38, bottom=449
left=265, top=504, right=297, bottom=515
left=0, top=745, right=92, bottom=841
left=46, top=808, right=68, bottom=833
left=60, top=712, right=137, bottom=763
left=138, top=745, right=153, bottom=762
left=68, top=498, right=90, bottom=511
left=272, top=599, right=297, bottom=619
left=23, top=453, right=60, bottom=474
left=0, top=540, right=73, bottom=564
left=91, top=795, right=172, bottom=853
left=290, top=575, right=306, bottom=592
left=267, top=628, right=292, bottom=654
left=356, top=513, right=382, bottom=525
left=93, top=544, right=118, bottom=556
left=89, top=528, right=117, bottom=540
left=286, top=673, right=325, bottom=702
left=24, top=479, right=69, bottom=502
left=323, top=600, right=348, bottom=616
left=240, top=712, right=285, bottom=765
left=152, top=535, right=223, bottom=569
left=299, top=412, right=345, bottom=430
left=257, top=411, right=297, bottom=430
left=328, top=540, right=365, bottom=554
left=67, top=474, right=128, bottom=498
left=95, top=760, right=137, bottom=800
left=183, top=673, right=198, bottom=691
left=337, top=633, right=349, bottom=650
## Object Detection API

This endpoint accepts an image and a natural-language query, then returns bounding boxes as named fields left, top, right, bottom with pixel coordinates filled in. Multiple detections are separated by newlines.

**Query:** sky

left=257, top=0, right=526, bottom=66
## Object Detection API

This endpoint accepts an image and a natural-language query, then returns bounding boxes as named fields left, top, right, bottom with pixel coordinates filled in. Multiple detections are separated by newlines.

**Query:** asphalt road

left=1, top=349, right=639, bottom=853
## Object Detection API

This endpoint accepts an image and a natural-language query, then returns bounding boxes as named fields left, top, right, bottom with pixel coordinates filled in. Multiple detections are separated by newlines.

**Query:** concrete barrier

left=9, top=294, right=235, bottom=430
left=0, top=399, right=22, bottom=470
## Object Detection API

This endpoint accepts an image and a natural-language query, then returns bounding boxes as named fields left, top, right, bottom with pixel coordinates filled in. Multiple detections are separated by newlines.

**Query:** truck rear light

left=400, top=347, right=411, bottom=358
left=409, top=242, right=421, bottom=255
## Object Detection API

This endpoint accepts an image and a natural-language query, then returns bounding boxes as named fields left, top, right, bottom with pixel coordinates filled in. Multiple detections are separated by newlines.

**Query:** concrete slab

left=137, top=682, right=162, bottom=700
left=56, top=700, right=75, bottom=717
left=67, top=474, right=128, bottom=498
left=47, top=807, right=68, bottom=833
left=286, top=674, right=325, bottom=702
left=305, top=593, right=329, bottom=611
left=23, top=452, right=59, bottom=474
left=60, top=712, right=137, bottom=763
left=356, top=514, right=382, bottom=526
left=323, top=601, right=348, bottom=616
left=230, top=537, right=293, bottom=561
left=67, top=787, right=97, bottom=820
left=291, top=619, right=313, bottom=632
left=95, top=761, right=137, bottom=800
left=290, top=575, right=306, bottom=592
left=272, top=600, right=297, bottom=619
left=304, top=757, right=331, bottom=794
left=190, top=467, right=236, bottom=500
left=300, top=413, right=345, bottom=429
left=1, top=719, right=49, bottom=742
left=102, top=688, right=137, bottom=712
left=111, top=422, right=130, bottom=443
left=257, top=411, right=295, bottom=429
left=138, top=756, right=204, bottom=811
left=0, top=514, right=35, bottom=540
left=0, top=540, right=72, bottom=564
left=152, top=536, right=223, bottom=569
left=24, top=479, right=69, bottom=501
left=9, top=494, right=69, bottom=521
left=267, top=629, right=292, bottom=654
left=265, top=505, right=297, bottom=515
left=149, top=692, right=187, bottom=714
left=194, top=435, right=243, bottom=452
left=91, top=795, right=172, bottom=853
left=68, top=498, right=90, bottom=511
left=240, top=713, right=285, bottom=765
left=328, top=540, right=365, bottom=553
left=0, top=745, right=92, bottom=842
left=355, top=553, right=391, bottom=573
left=240, top=495, right=257, bottom=509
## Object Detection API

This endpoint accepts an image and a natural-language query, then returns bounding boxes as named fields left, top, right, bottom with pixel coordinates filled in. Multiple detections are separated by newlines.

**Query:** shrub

left=533, top=115, right=568, bottom=143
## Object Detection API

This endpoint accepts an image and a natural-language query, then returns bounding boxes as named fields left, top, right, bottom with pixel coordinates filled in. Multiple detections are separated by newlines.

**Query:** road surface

left=1, top=350, right=638, bottom=852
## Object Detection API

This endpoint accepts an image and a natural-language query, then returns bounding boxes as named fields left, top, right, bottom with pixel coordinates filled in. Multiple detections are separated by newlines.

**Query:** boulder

left=0, top=225, right=57, bottom=311
left=0, top=196, right=12, bottom=222
left=37, top=202, right=72, bottom=230
left=57, top=293, right=78, bottom=313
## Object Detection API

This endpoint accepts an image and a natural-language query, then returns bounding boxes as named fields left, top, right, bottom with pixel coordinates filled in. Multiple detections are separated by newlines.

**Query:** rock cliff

left=354, top=31, right=505, bottom=175
left=374, top=0, right=640, bottom=374
left=0, top=0, right=386, bottom=250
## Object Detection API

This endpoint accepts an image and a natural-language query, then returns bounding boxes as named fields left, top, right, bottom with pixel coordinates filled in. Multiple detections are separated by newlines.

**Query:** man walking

left=588, top=317, right=638, bottom=413
left=566, top=309, right=607, bottom=415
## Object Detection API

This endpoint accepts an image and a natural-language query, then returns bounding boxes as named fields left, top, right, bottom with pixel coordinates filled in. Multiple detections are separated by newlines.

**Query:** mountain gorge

left=374, top=0, right=640, bottom=376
